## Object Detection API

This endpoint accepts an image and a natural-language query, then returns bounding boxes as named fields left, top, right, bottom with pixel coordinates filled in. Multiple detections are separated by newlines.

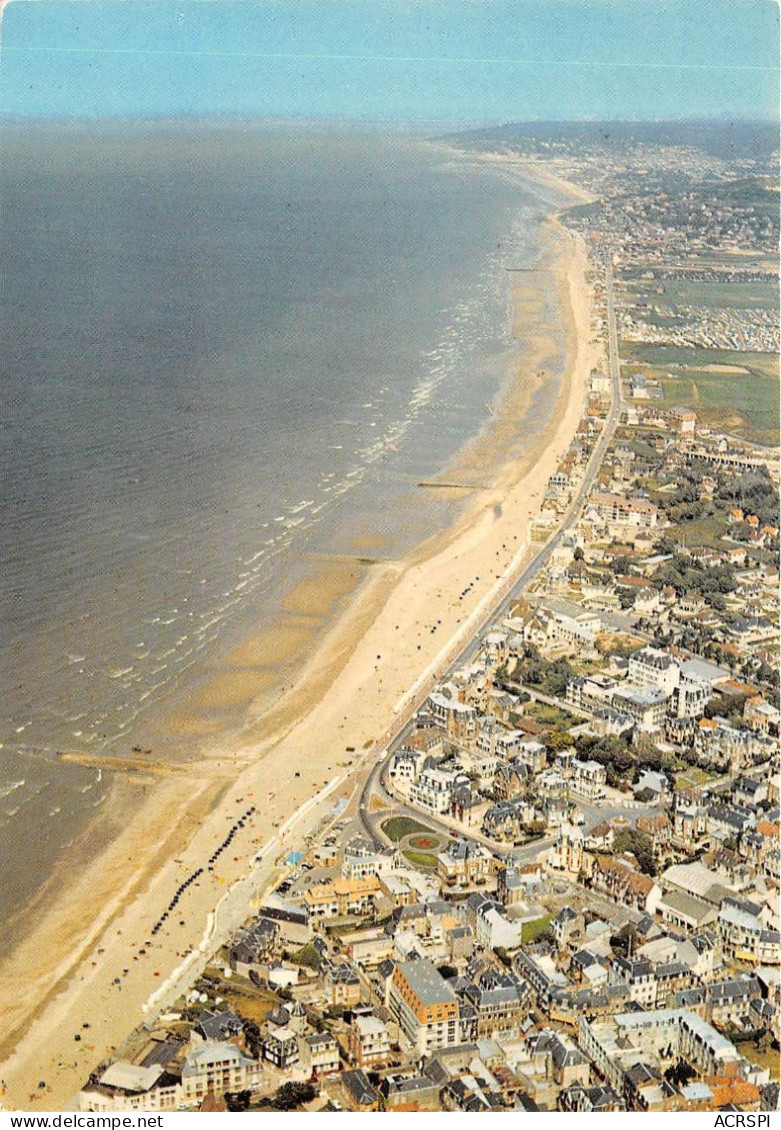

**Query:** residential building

left=302, top=876, right=382, bottom=921
left=718, top=898, right=781, bottom=965
left=348, top=1014, right=391, bottom=1068
left=340, top=1069, right=380, bottom=1112
left=612, top=684, right=669, bottom=732
left=571, top=757, right=607, bottom=799
left=301, top=1032, right=340, bottom=1077
left=410, top=765, right=465, bottom=815
left=426, top=691, right=478, bottom=743
left=437, top=838, right=493, bottom=889
left=389, top=960, right=460, bottom=1055
left=181, top=1042, right=262, bottom=1107
left=79, top=1064, right=182, bottom=1113
left=262, top=1027, right=300, bottom=1070
left=627, top=647, right=681, bottom=694
left=578, top=1010, right=751, bottom=1108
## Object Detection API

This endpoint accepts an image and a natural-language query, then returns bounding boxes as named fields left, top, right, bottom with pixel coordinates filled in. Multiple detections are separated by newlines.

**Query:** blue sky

left=1, top=0, right=778, bottom=122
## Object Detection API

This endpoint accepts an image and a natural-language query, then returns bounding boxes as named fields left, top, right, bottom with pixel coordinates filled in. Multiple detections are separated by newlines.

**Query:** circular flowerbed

left=408, top=834, right=440, bottom=851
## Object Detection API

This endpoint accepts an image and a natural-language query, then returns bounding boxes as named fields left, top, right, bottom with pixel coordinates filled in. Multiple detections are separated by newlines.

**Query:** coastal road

left=446, top=250, right=623, bottom=667
left=358, top=247, right=624, bottom=851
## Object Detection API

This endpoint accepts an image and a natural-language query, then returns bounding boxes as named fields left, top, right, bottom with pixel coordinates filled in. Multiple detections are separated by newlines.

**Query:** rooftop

left=98, top=1062, right=164, bottom=1095
left=396, top=959, right=458, bottom=1007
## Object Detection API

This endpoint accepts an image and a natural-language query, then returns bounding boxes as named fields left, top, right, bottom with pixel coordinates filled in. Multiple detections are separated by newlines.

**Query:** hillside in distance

left=444, top=119, right=779, bottom=166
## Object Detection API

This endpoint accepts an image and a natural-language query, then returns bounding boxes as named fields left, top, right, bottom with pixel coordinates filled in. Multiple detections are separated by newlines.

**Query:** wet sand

left=0, top=187, right=602, bottom=1110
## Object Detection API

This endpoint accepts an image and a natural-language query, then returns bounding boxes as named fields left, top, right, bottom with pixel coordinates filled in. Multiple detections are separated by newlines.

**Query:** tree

left=543, top=730, right=572, bottom=754
left=534, top=924, right=556, bottom=946
left=243, top=1020, right=262, bottom=1059
left=522, top=658, right=544, bottom=685
left=670, top=481, right=699, bottom=506
left=494, top=663, right=511, bottom=689
left=665, top=1060, right=696, bottom=1087
left=523, top=819, right=547, bottom=838
left=225, top=1090, right=252, bottom=1112
left=613, top=828, right=656, bottom=876
left=290, top=943, right=323, bottom=971
left=573, top=546, right=585, bottom=561
left=656, top=536, right=677, bottom=556
left=635, top=738, right=663, bottom=774
left=610, top=924, right=638, bottom=958
left=544, top=657, right=574, bottom=697
left=272, top=1082, right=316, bottom=1111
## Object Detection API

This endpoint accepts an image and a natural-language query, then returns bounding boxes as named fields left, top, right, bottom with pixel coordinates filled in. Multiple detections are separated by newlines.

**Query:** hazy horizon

left=1, top=0, right=777, bottom=123
left=3, top=112, right=779, bottom=126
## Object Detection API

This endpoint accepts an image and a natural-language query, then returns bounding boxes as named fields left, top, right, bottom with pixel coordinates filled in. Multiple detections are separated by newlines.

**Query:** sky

left=0, top=0, right=778, bottom=123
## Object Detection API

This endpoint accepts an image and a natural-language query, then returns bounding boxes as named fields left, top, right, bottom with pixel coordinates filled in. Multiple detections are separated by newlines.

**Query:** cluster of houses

left=78, top=821, right=779, bottom=1114
left=79, top=384, right=778, bottom=1113
left=77, top=414, right=778, bottom=1116
left=77, top=635, right=780, bottom=1115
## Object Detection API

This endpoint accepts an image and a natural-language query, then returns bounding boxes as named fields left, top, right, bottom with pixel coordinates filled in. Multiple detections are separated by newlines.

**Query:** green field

left=659, top=371, right=779, bottom=445
left=675, top=767, right=719, bottom=790
left=741, top=353, right=780, bottom=380
left=736, top=1040, right=780, bottom=1081
left=403, top=849, right=439, bottom=869
left=622, top=343, right=778, bottom=374
left=521, top=915, right=553, bottom=944
left=627, top=279, right=779, bottom=311
left=382, top=816, right=436, bottom=842
left=621, top=344, right=779, bottom=445
left=656, top=513, right=729, bottom=551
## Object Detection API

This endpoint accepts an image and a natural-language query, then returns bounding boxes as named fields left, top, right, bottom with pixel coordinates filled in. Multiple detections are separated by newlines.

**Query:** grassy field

left=675, top=766, right=719, bottom=789
left=659, top=371, right=778, bottom=444
left=622, top=343, right=778, bottom=375
left=403, top=849, right=439, bottom=869
left=627, top=279, right=779, bottom=311
left=621, top=430, right=665, bottom=462
left=382, top=816, right=436, bottom=842
left=597, top=632, right=646, bottom=655
left=525, top=701, right=573, bottom=728
left=650, top=513, right=727, bottom=551
left=736, top=1039, right=780, bottom=1081
left=521, top=915, right=553, bottom=944
left=742, top=353, right=780, bottom=380
left=202, top=974, right=281, bottom=1026
left=621, top=343, right=779, bottom=444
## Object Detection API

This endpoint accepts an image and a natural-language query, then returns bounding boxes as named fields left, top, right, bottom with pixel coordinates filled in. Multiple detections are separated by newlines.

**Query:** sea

left=0, top=121, right=566, bottom=923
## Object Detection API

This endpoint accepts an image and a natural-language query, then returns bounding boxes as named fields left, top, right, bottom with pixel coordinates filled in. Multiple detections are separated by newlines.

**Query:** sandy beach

left=0, top=180, right=602, bottom=1111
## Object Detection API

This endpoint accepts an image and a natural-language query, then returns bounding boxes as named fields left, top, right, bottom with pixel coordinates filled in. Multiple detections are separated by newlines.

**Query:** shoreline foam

left=0, top=173, right=601, bottom=1110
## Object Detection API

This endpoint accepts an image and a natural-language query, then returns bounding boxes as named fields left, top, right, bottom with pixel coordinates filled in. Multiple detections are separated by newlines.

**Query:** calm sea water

left=0, top=122, right=562, bottom=916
